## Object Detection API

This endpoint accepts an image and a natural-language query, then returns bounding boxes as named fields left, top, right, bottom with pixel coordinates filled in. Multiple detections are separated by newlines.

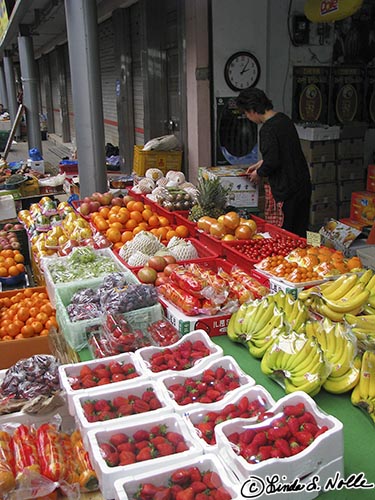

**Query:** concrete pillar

left=0, top=65, right=8, bottom=110
left=64, top=0, right=107, bottom=197
left=18, top=35, right=42, bottom=154
left=3, top=52, right=21, bottom=139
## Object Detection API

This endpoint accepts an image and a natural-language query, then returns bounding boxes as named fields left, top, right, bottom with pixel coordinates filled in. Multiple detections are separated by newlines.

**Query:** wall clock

left=224, top=51, right=261, bottom=91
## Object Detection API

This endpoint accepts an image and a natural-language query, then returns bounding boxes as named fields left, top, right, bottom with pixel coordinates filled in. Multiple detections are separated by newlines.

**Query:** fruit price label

left=306, top=231, right=321, bottom=247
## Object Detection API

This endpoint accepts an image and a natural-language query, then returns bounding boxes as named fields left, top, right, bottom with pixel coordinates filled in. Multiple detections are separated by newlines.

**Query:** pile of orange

left=197, top=212, right=257, bottom=241
left=0, top=249, right=26, bottom=279
left=0, top=289, right=57, bottom=341
left=90, top=199, right=190, bottom=250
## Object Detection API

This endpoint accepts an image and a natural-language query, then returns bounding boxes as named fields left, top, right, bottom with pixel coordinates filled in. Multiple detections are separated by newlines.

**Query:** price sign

left=306, top=231, right=321, bottom=247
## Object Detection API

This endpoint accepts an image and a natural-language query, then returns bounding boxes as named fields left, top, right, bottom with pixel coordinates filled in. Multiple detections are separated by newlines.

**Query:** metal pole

left=3, top=52, right=21, bottom=139
left=64, top=0, right=107, bottom=197
left=18, top=35, right=42, bottom=155
left=0, top=64, right=8, bottom=110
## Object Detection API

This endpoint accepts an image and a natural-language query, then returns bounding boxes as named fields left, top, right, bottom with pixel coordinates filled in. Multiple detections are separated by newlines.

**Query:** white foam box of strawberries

left=215, top=391, right=344, bottom=500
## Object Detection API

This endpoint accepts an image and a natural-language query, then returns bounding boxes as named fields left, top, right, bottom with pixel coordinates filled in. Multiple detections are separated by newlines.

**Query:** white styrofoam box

left=183, top=385, right=275, bottom=454
left=86, top=413, right=203, bottom=500
left=0, top=194, right=17, bottom=221
left=158, top=355, right=256, bottom=415
left=72, top=378, right=172, bottom=445
left=215, top=392, right=344, bottom=500
left=58, top=352, right=148, bottom=415
left=134, top=329, right=223, bottom=378
left=27, top=158, right=45, bottom=173
left=296, top=125, right=340, bottom=141
left=41, top=247, right=136, bottom=307
left=113, top=453, right=241, bottom=500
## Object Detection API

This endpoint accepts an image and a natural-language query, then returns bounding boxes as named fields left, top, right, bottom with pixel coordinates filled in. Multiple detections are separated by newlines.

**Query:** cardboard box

left=199, top=166, right=258, bottom=208
left=308, top=161, right=336, bottom=184
left=161, top=299, right=231, bottom=337
left=296, top=125, right=340, bottom=141
left=300, top=139, right=336, bottom=163
left=336, top=138, right=364, bottom=160
left=339, top=217, right=368, bottom=231
left=336, top=158, right=365, bottom=181
left=311, top=182, right=337, bottom=204
left=338, top=179, right=365, bottom=203
left=367, top=164, right=375, bottom=193
left=337, top=201, right=351, bottom=219
left=309, top=202, right=337, bottom=228
left=350, top=191, right=375, bottom=224
left=0, top=335, right=51, bottom=369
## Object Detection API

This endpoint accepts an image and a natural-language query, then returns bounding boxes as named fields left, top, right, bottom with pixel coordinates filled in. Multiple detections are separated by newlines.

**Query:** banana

left=358, top=352, right=371, bottom=399
left=323, top=288, right=370, bottom=314
left=323, top=364, right=360, bottom=394
left=362, top=304, right=375, bottom=315
left=289, top=302, right=309, bottom=332
left=247, top=333, right=281, bottom=359
left=243, top=299, right=276, bottom=336
left=283, top=333, right=318, bottom=372
left=260, top=343, right=283, bottom=376
left=316, top=302, right=345, bottom=322
left=298, top=286, right=320, bottom=301
left=322, top=273, right=358, bottom=301
left=268, top=291, right=286, bottom=310
left=283, top=293, right=296, bottom=317
left=344, top=314, right=375, bottom=331
left=284, top=373, right=323, bottom=397
left=328, top=323, right=355, bottom=378
left=288, top=348, right=325, bottom=386
left=365, top=273, right=375, bottom=293
left=367, top=294, right=375, bottom=309
left=251, top=310, right=285, bottom=342
left=233, top=303, right=252, bottom=336
left=358, top=269, right=374, bottom=286
left=366, top=351, right=375, bottom=399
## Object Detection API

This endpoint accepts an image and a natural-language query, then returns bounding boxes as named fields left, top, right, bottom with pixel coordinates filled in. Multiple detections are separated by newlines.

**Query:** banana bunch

left=345, top=313, right=375, bottom=352
left=269, top=291, right=309, bottom=333
left=351, top=350, right=375, bottom=422
left=305, top=318, right=360, bottom=394
left=245, top=310, right=286, bottom=358
left=300, top=271, right=372, bottom=322
left=260, top=331, right=328, bottom=397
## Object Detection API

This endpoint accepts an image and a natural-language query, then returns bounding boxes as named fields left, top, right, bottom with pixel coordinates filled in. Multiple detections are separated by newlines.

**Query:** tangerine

left=21, top=325, right=35, bottom=338
left=175, top=225, right=189, bottom=238
left=106, top=228, right=122, bottom=243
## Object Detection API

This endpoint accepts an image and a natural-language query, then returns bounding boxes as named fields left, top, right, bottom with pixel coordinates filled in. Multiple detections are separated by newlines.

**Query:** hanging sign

left=304, top=0, right=363, bottom=23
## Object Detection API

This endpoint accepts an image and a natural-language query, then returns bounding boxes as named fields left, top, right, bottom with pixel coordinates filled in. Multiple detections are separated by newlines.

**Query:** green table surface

left=79, top=337, right=375, bottom=499
left=213, top=336, right=375, bottom=499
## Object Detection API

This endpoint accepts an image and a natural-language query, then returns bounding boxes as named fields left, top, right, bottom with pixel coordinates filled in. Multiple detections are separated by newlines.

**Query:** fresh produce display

left=197, top=210, right=259, bottom=241
left=194, top=396, right=269, bottom=445
left=257, top=246, right=364, bottom=283
left=68, top=359, right=139, bottom=390
left=80, top=386, right=163, bottom=422
left=65, top=273, right=158, bottom=322
left=0, top=225, right=24, bottom=251
left=0, top=424, right=98, bottom=497
left=132, top=466, right=232, bottom=500
left=98, top=424, right=188, bottom=466
left=0, top=288, right=57, bottom=341
left=0, top=355, right=60, bottom=402
left=299, top=269, right=373, bottom=322
left=157, top=262, right=268, bottom=316
left=44, top=246, right=124, bottom=284
left=189, top=176, right=229, bottom=221
left=224, top=234, right=306, bottom=263
left=147, top=319, right=181, bottom=346
left=118, top=231, right=196, bottom=268
left=146, top=338, right=211, bottom=373
left=167, top=366, right=241, bottom=405
left=351, top=350, right=375, bottom=422
left=226, top=402, right=328, bottom=462
left=0, top=248, right=25, bottom=279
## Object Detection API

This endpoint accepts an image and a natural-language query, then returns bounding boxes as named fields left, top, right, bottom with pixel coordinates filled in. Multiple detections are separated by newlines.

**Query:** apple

left=111, top=197, right=124, bottom=207
left=12, top=224, right=24, bottom=231
left=91, top=192, right=102, bottom=202
left=3, top=224, right=14, bottom=231
left=79, top=202, right=91, bottom=216
left=99, top=193, right=112, bottom=206
left=89, top=201, right=100, bottom=213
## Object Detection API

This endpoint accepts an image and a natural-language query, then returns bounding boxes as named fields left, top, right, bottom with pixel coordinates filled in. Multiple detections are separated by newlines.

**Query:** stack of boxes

left=298, top=126, right=339, bottom=229
left=341, top=164, right=375, bottom=229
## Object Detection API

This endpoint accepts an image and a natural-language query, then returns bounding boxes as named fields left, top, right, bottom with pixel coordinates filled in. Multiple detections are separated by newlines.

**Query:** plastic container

left=158, top=355, right=256, bottom=415
left=134, top=329, right=224, bottom=378
left=215, top=391, right=344, bottom=499
left=59, top=160, right=79, bottom=175
left=41, top=247, right=134, bottom=307
left=113, top=453, right=241, bottom=500
left=173, top=210, right=198, bottom=236
left=182, top=384, right=275, bottom=454
left=58, top=352, right=148, bottom=415
left=86, top=413, right=202, bottom=500
left=133, top=145, right=182, bottom=176
left=71, top=378, right=172, bottom=446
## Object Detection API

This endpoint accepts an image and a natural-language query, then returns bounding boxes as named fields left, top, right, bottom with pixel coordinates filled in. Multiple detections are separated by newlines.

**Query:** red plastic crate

left=127, top=187, right=146, bottom=201
left=173, top=210, right=197, bottom=237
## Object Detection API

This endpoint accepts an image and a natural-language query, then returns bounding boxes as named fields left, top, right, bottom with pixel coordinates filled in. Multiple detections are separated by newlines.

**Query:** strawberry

left=136, top=447, right=153, bottom=461
left=190, top=480, right=207, bottom=493
left=206, top=389, right=221, bottom=401
left=119, top=450, right=136, bottom=465
left=93, top=368, right=109, bottom=379
left=170, top=469, right=191, bottom=485
left=202, top=471, right=221, bottom=489
left=175, top=441, right=188, bottom=453
left=79, top=365, right=93, bottom=378
left=222, top=403, right=237, bottom=416
left=112, top=373, right=127, bottom=382
left=237, top=396, right=249, bottom=412
left=215, top=366, right=226, bottom=379
left=175, top=487, right=194, bottom=500
left=199, top=396, right=213, bottom=404
left=94, top=400, right=111, bottom=413
left=109, top=433, right=128, bottom=447
left=267, top=426, right=290, bottom=440
left=105, top=451, right=120, bottom=467
left=314, top=425, right=329, bottom=438
left=187, top=466, right=201, bottom=482
left=108, top=361, right=123, bottom=374
left=154, top=487, right=172, bottom=500
left=97, top=377, right=111, bottom=386
left=133, top=399, right=150, bottom=413
left=166, top=431, right=184, bottom=445
left=80, top=376, right=97, bottom=389
left=138, top=483, right=158, bottom=498
left=81, top=401, right=95, bottom=416
left=142, top=388, right=156, bottom=402
left=287, top=416, right=300, bottom=436
left=133, top=429, right=150, bottom=442
left=125, top=372, right=138, bottom=380
left=227, top=431, right=240, bottom=444
left=135, top=440, right=151, bottom=450
left=214, top=486, right=232, bottom=500
left=299, top=422, right=318, bottom=436
left=255, top=445, right=273, bottom=462
left=251, top=431, right=268, bottom=447
left=202, top=369, right=216, bottom=383
left=155, top=442, right=174, bottom=456
left=122, top=363, right=136, bottom=374
left=99, top=442, right=116, bottom=457
left=117, top=403, right=134, bottom=416
left=294, top=430, right=314, bottom=447
left=150, top=424, right=167, bottom=436
left=150, top=435, right=167, bottom=446
left=117, top=442, right=136, bottom=453
left=298, top=411, right=317, bottom=425
left=99, top=410, right=116, bottom=421
left=195, top=422, right=214, bottom=442
left=149, top=398, right=162, bottom=410
left=169, top=485, right=183, bottom=497
left=274, top=438, right=291, bottom=457
left=283, top=402, right=305, bottom=417
left=289, top=439, right=304, bottom=456
left=112, top=396, right=128, bottom=408
left=239, top=429, right=256, bottom=445
left=180, top=396, right=194, bottom=405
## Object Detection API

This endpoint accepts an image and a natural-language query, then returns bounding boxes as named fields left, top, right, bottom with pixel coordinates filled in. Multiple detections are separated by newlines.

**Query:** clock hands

left=240, top=61, right=250, bottom=74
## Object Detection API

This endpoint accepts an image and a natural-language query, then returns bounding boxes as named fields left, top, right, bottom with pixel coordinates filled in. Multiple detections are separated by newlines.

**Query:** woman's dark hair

left=235, top=88, right=273, bottom=114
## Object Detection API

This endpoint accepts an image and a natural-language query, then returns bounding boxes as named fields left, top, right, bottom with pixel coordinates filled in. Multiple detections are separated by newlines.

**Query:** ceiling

left=0, top=0, right=138, bottom=61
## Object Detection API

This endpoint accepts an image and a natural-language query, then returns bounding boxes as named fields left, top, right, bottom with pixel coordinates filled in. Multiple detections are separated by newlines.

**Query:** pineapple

left=189, top=176, right=229, bottom=221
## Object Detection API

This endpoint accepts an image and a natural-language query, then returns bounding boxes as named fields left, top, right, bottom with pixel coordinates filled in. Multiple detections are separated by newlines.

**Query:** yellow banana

left=226, top=313, right=240, bottom=343
left=288, top=347, right=325, bottom=386
left=283, top=293, right=296, bottom=317
left=358, top=352, right=371, bottom=399
left=243, top=299, right=276, bottom=335
left=288, top=302, right=309, bottom=332
left=284, top=373, right=323, bottom=397
left=234, top=302, right=253, bottom=335
left=283, top=333, right=319, bottom=372
left=345, top=314, right=375, bottom=331
left=362, top=304, right=375, bottom=315
left=268, top=291, right=286, bottom=310
left=323, top=289, right=370, bottom=314
left=322, top=273, right=358, bottom=301
left=247, top=330, right=284, bottom=359
left=365, top=273, right=375, bottom=293
left=260, top=343, right=284, bottom=376
left=250, top=311, right=285, bottom=342
left=323, top=364, right=360, bottom=394
left=366, top=351, right=375, bottom=398
left=367, top=294, right=375, bottom=309
left=316, top=302, right=345, bottom=322
left=358, top=269, right=373, bottom=286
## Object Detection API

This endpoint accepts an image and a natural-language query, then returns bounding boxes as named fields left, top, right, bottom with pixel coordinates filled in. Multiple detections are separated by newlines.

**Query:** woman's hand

left=246, top=160, right=263, bottom=185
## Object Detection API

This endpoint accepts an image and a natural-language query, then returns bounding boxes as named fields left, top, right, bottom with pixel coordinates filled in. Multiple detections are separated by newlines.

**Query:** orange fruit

left=234, top=225, right=253, bottom=240
left=8, top=266, right=19, bottom=277
left=109, top=222, right=124, bottom=231
left=158, top=216, right=170, bottom=227
left=113, top=242, right=123, bottom=251
left=126, top=200, right=137, bottom=211
left=14, top=254, right=24, bottom=263
left=109, top=205, right=121, bottom=214
left=130, top=211, right=143, bottom=224
left=132, top=201, right=145, bottom=212
left=223, top=211, right=240, bottom=230
left=31, top=321, right=43, bottom=334
left=17, top=308, right=30, bottom=322
left=175, top=225, right=189, bottom=238
left=142, top=209, right=153, bottom=221
left=166, top=230, right=178, bottom=241
left=121, top=231, right=134, bottom=243
left=21, top=325, right=35, bottom=338
left=125, top=219, right=138, bottom=231
left=106, top=228, right=122, bottom=243
left=40, top=303, right=54, bottom=316
left=0, top=267, right=7, bottom=277
left=148, top=215, right=160, bottom=227
left=36, top=312, right=49, bottom=325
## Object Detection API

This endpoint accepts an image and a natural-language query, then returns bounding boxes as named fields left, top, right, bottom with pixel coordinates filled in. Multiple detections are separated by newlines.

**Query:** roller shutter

left=99, top=18, right=118, bottom=146
left=131, top=1, right=144, bottom=147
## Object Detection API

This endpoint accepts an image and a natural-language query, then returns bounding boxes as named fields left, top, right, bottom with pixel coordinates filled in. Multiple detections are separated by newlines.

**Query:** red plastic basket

left=173, top=210, right=198, bottom=237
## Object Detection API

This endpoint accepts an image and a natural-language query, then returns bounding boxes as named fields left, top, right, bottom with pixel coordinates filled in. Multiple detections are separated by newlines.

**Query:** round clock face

left=224, top=51, right=261, bottom=91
